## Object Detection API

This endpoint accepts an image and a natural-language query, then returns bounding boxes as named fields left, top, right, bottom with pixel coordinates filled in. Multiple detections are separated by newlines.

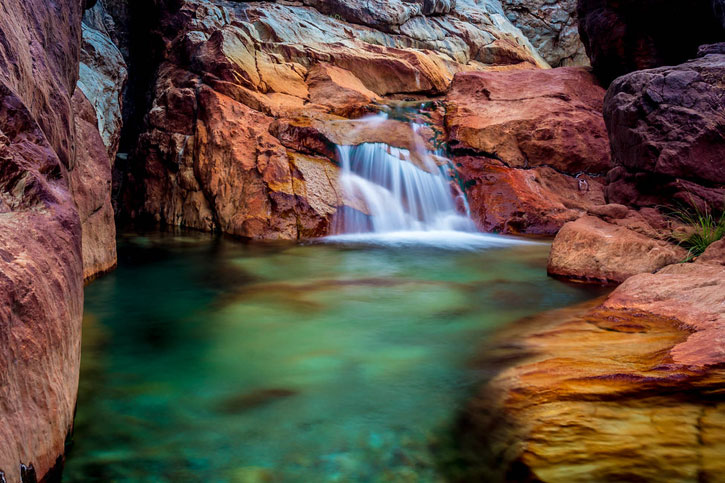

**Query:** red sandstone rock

left=447, top=67, right=611, bottom=174
left=697, top=239, right=725, bottom=265
left=69, top=90, right=117, bottom=280
left=446, top=67, right=611, bottom=234
left=547, top=215, right=686, bottom=283
left=0, top=84, right=83, bottom=483
left=456, top=160, right=606, bottom=234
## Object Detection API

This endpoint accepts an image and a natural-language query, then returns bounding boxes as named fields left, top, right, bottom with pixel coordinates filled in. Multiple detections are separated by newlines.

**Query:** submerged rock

left=459, top=262, right=725, bottom=481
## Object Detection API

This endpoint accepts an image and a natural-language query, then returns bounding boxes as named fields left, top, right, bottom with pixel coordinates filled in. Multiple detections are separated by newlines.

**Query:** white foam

left=322, top=231, right=540, bottom=251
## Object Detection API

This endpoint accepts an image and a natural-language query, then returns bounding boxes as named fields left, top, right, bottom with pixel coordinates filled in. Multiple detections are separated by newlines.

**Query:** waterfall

left=326, top=113, right=533, bottom=249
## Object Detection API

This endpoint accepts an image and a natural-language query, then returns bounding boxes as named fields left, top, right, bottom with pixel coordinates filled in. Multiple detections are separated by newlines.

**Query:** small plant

left=671, top=203, right=725, bottom=261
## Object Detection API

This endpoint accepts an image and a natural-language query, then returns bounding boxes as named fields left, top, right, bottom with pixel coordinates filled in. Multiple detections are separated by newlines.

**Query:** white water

left=326, top=114, right=535, bottom=250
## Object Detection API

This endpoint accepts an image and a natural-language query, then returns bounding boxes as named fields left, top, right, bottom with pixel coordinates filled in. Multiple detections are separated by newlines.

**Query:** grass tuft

left=671, top=204, right=725, bottom=261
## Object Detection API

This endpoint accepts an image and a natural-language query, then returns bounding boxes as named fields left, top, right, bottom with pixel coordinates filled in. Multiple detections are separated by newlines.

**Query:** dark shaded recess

left=102, top=0, right=170, bottom=225
left=578, top=0, right=725, bottom=84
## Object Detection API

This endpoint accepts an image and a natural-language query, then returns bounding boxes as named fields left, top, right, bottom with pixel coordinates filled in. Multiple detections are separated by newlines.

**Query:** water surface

left=64, top=232, right=605, bottom=482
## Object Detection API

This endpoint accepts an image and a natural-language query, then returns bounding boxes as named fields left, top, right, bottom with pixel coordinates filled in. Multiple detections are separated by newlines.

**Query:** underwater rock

left=460, top=263, right=725, bottom=481
left=547, top=215, right=686, bottom=283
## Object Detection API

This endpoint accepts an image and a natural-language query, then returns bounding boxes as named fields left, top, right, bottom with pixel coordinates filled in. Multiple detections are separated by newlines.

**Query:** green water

left=63, top=232, right=604, bottom=482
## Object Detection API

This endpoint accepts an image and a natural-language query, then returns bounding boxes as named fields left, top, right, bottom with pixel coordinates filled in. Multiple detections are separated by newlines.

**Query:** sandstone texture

left=129, top=0, right=549, bottom=240
left=502, top=0, right=589, bottom=67
left=460, top=262, right=725, bottom=482
left=604, top=46, right=725, bottom=212
left=70, top=89, right=118, bottom=280
left=577, top=0, right=725, bottom=84
left=0, top=0, right=85, bottom=480
left=446, top=67, right=611, bottom=234
left=547, top=215, right=686, bottom=283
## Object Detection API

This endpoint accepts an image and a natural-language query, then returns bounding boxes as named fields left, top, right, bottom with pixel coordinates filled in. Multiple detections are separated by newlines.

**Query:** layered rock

left=604, top=46, right=725, bottom=213
left=446, top=67, right=611, bottom=234
left=130, top=0, right=548, bottom=239
left=502, top=0, right=588, bottom=67
left=69, top=89, right=118, bottom=280
left=547, top=215, right=685, bottom=283
left=0, top=0, right=85, bottom=480
left=577, top=0, right=725, bottom=84
left=458, top=262, right=725, bottom=482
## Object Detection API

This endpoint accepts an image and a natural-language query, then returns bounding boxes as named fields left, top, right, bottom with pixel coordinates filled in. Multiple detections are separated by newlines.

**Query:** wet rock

left=547, top=215, right=686, bottom=283
left=460, top=262, right=725, bottom=481
left=446, top=67, right=611, bottom=234
left=456, top=162, right=605, bottom=234
left=577, top=0, right=725, bottom=84
left=603, top=47, right=725, bottom=212
left=501, top=0, right=588, bottom=67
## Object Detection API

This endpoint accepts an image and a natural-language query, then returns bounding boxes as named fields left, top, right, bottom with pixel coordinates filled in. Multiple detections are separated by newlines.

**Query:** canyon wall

left=0, top=0, right=85, bottom=481
left=0, top=0, right=125, bottom=480
left=126, top=0, right=553, bottom=240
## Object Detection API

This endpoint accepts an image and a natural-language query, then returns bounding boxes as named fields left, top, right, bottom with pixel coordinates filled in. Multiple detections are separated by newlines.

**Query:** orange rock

left=547, top=216, right=686, bottom=283
left=456, top=160, right=605, bottom=234
left=459, top=263, right=725, bottom=482
left=447, top=67, right=611, bottom=174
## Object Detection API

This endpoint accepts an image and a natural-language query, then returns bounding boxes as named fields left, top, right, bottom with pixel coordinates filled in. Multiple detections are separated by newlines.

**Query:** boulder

left=446, top=67, right=611, bottom=234
left=455, top=161, right=606, bottom=234
left=603, top=47, right=725, bottom=212
left=697, top=239, right=725, bottom=265
left=547, top=215, right=686, bottom=283
left=458, top=262, right=725, bottom=481
left=577, top=0, right=725, bottom=84
left=502, top=0, right=589, bottom=67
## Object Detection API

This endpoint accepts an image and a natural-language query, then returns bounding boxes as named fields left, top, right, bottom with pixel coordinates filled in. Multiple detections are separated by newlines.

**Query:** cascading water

left=326, top=111, right=532, bottom=249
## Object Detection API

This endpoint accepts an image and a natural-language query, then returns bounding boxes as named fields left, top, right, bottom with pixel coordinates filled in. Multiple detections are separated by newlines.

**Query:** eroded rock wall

left=0, top=0, right=85, bottom=480
left=502, top=0, right=589, bottom=67
left=128, top=0, right=548, bottom=239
